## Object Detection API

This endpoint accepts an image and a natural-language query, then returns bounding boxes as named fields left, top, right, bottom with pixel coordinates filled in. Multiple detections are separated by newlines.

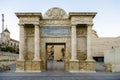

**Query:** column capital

left=71, top=24, right=77, bottom=26
left=87, top=24, right=94, bottom=27
left=34, top=24, right=40, bottom=27
left=18, top=23, right=25, bottom=26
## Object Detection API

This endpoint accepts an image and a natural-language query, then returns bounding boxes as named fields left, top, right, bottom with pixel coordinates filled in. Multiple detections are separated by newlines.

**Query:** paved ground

left=0, top=63, right=120, bottom=80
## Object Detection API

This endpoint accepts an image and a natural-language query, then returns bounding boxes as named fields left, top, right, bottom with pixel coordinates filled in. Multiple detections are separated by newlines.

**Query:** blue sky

left=0, top=0, right=120, bottom=40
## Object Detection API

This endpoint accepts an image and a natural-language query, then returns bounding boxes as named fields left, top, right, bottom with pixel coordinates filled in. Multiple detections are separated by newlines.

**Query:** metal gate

left=46, top=43, right=65, bottom=71
left=47, top=60, right=64, bottom=71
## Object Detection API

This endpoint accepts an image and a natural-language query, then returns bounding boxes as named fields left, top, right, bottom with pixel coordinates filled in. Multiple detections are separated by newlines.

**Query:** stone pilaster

left=18, top=24, right=25, bottom=61
left=33, top=24, right=41, bottom=61
left=86, top=24, right=94, bottom=61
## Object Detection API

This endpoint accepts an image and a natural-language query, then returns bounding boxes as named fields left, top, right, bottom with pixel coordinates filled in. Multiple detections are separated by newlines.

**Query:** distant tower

left=2, top=14, right=4, bottom=32
left=1, top=14, right=5, bottom=43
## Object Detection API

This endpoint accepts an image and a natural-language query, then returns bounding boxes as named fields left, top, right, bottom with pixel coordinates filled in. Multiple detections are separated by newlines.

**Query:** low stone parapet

left=104, top=63, right=120, bottom=72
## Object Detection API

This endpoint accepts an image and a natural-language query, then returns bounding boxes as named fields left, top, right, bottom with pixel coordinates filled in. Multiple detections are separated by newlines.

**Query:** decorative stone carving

left=44, top=7, right=68, bottom=19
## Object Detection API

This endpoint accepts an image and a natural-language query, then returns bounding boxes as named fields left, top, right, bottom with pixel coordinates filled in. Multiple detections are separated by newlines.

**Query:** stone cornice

left=15, top=12, right=42, bottom=19
left=69, top=12, right=97, bottom=18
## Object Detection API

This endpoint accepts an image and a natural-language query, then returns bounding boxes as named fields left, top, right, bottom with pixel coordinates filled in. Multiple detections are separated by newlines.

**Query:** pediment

left=44, top=7, right=68, bottom=19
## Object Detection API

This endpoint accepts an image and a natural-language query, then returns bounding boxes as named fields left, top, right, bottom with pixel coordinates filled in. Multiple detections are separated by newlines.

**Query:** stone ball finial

left=44, top=7, right=68, bottom=19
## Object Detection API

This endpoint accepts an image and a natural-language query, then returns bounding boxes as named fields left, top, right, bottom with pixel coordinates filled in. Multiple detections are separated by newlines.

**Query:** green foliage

left=1, top=46, right=16, bottom=53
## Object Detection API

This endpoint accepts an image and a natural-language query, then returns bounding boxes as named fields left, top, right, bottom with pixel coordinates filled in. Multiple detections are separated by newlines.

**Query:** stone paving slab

left=0, top=63, right=120, bottom=80
left=0, top=72, right=120, bottom=80
left=0, top=76, right=120, bottom=80
left=0, top=76, right=119, bottom=80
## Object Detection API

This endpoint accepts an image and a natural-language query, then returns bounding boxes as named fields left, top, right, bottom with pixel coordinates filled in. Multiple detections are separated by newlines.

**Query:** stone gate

left=15, top=7, right=97, bottom=72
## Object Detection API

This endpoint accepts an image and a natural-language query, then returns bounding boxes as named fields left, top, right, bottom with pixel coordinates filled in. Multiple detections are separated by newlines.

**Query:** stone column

left=86, top=24, right=94, bottom=61
left=33, top=24, right=41, bottom=61
left=70, top=25, right=77, bottom=61
left=69, top=25, right=79, bottom=72
left=18, top=24, right=25, bottom=61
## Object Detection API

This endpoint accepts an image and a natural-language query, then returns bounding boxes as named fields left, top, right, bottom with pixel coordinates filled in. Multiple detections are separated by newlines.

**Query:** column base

left=33, top=58, right=41, bottom=61
left=15, top=70, right=41, bottom=72
left=16, top=60, right=42, bottom=72
left=79, top=60, right=96, bottom=72
left=86, top=59, right=95, bottom=61
left=17, top=59, right=25, bottom=61
left=70, top=59, right=79, bottom=61
left=69, top=60, right=96, bottom=73
left=86, top=57, right=95, bottom=61
left=32, top=60, right=42, bottom=71
left=69, top=60, right=79, bottom=72
left=16, top=60, right=25, bottom=72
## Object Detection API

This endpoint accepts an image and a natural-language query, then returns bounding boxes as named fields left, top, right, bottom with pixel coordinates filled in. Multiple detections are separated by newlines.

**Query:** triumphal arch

left=15, top=7, right=97, bottom=72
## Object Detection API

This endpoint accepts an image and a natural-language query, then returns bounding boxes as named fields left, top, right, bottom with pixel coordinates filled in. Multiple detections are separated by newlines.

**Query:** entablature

left=69, top=12, right=97, bottom=25
left=15, top=13, right=42, bottom=24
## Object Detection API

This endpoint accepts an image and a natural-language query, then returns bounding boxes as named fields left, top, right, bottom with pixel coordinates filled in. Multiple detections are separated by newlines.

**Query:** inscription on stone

left=42, top=26, right=70, bottom=36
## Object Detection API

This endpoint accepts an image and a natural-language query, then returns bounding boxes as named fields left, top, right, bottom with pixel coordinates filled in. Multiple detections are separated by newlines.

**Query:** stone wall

left=92, top=30, right=120, bottom=57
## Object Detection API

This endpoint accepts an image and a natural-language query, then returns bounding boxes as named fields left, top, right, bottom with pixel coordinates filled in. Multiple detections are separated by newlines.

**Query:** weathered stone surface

left=16, top=7, right=96, bottom=72
left=92, top=30, right=120, bottom=57
left=25, top=61, right=32, bottom=71
left=79, top=61, right=96, bottom=72
left=32, top=61, right=41, bottom=71
left=69, top=60, right=79, bottom=72
left=16, top=61, right=25, bottom=72
left=64, top=60, right=69, bottom=71
left=77, top=51, right=87, bottom=60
